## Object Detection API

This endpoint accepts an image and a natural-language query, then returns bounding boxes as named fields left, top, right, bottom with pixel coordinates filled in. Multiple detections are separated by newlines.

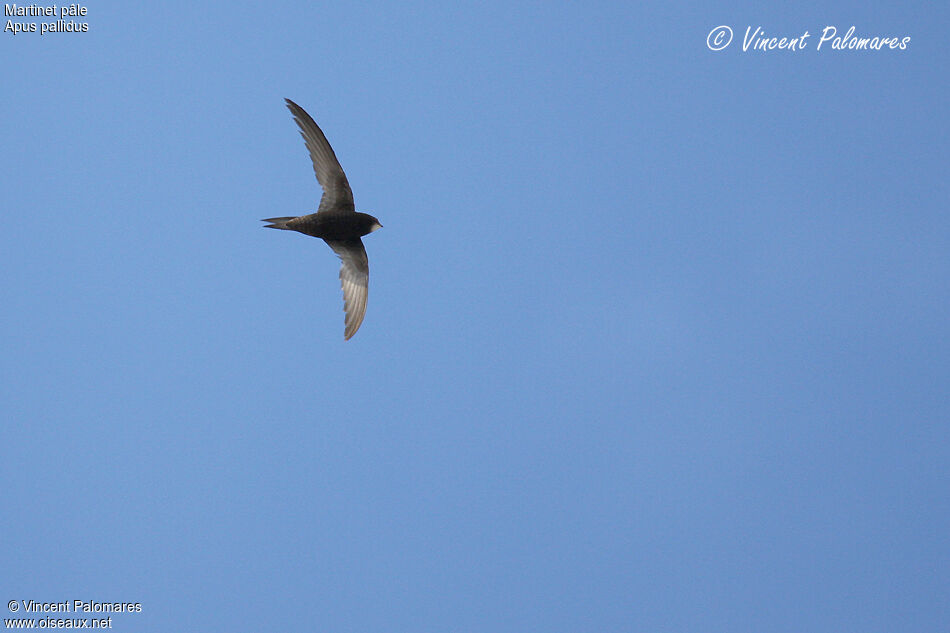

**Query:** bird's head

left=356, top=211, right=382, bottom=236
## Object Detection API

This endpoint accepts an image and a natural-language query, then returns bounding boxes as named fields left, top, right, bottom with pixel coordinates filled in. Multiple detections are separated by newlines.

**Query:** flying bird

left=264, top=98, right=382, bottom=340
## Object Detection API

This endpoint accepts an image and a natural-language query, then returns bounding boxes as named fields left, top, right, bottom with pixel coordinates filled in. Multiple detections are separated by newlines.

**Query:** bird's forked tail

left=262, top=217, right=296, bottom=230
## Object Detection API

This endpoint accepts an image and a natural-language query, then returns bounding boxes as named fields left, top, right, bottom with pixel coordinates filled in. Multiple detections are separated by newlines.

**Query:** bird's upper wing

left=285, top=98, right=355, bottom=214
left=324, top=239, right=369, bottom=340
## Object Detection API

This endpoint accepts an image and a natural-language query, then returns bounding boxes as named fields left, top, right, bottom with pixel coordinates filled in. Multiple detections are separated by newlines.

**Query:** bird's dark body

left=283, top=211, right=381, bottom=241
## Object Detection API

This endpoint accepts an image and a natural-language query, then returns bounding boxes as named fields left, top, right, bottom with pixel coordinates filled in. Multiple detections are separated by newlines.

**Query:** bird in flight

left=264, top=99, right=382, bottom=340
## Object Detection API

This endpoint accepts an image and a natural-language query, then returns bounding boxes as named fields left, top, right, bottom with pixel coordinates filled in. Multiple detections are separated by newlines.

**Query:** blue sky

left=2, top=1, right=947, bottom=631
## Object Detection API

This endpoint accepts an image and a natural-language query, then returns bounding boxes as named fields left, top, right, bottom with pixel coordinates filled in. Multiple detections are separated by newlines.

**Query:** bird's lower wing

left=324, top=239, right=369, bottom=340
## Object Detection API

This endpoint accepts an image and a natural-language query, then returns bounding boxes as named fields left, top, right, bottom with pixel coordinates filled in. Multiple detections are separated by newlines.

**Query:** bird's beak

left=370, top=222, right=383, bottom=232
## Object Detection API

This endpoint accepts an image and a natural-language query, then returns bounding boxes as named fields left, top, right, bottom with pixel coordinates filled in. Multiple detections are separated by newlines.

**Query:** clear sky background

left=2, top=1, right=947, bottom=631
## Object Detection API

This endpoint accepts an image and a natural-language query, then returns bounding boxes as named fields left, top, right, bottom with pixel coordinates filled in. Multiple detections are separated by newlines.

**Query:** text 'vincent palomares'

left=18, top=600, right=142, bottom=613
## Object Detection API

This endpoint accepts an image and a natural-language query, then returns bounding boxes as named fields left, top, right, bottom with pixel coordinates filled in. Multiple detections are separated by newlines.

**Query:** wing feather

left=324, top=239, right=369, bottom=340
left=285, top=98, right=355, bottom=214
